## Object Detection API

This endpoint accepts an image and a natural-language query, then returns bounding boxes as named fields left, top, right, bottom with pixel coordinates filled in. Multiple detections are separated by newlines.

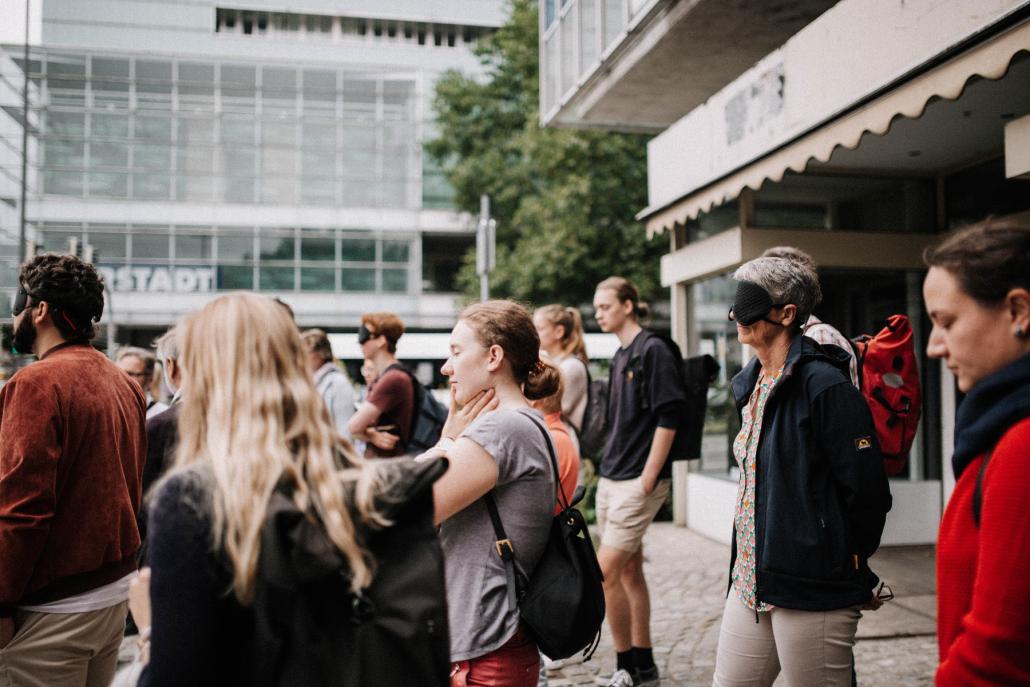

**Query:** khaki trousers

left=713, top=593, right=861, bottom=687
left=0, top=601, right=127, bottom=687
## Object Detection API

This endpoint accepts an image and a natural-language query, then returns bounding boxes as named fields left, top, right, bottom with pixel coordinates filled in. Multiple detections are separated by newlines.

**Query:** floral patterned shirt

left=731, top=367, right=782, bottom=611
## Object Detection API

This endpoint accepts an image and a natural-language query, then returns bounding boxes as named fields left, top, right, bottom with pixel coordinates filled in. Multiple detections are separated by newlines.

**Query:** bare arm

left=432, top=437, right=499, bottom=525
left=346, top=401, right=398, bottom=451
left=640, top=426, right=676, bottom=494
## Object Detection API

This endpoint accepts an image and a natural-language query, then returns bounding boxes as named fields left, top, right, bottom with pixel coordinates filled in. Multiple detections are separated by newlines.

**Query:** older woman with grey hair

left=712, top=257, right=892, bottom=687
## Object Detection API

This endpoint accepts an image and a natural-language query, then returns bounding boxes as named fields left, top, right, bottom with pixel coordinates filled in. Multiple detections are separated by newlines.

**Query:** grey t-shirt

left=440, top=407, right=556, bottom=662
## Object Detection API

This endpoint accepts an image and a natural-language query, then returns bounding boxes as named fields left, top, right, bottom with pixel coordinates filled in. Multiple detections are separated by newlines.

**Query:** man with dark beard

left=0, top=254, right=146, bottom=687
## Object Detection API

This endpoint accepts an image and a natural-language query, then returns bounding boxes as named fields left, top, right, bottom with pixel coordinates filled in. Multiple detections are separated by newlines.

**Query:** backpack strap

left=383, top=363, right=423, bottom=442
left=482, top=411, right=566, bottom=613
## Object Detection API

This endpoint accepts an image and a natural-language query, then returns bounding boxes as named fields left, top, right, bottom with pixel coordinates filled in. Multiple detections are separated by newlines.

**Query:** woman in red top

left=923, top=216, right=1030, bottom=686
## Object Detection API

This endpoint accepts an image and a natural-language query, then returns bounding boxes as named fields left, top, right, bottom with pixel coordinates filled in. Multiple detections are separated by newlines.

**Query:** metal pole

left=477, top=194, right=493, bottom=302
left=18, top=0, right=30, bottom=265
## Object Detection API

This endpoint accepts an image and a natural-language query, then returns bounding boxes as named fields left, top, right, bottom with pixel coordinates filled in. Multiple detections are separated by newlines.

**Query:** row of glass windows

left=23, top=53, right=417, bottom=117
left=34, top=224, right=411, bottom=262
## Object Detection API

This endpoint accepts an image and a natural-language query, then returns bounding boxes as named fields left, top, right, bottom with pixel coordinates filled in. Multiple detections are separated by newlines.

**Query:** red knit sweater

left=937, top=418, right=1030, bottom=685
left=0, top=343, right=147, bottom=616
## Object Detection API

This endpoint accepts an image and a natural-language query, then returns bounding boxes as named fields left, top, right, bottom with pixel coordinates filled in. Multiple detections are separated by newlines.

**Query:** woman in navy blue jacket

left=712, top=256, right=892, bottom=687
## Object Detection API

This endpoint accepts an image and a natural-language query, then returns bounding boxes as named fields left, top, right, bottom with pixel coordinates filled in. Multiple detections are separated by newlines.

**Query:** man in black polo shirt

left=592, top=277, right=686, bottom=687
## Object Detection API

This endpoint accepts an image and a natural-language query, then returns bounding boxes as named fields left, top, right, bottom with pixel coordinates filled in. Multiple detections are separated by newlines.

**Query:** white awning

left=642, top=20, right=1030, bottom=237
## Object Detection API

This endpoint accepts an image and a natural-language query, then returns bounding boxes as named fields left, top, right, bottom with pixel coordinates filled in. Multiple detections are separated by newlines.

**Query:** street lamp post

left=18, top=0, right=30, bottom=265
left=476, top=194, right=496, bottom=302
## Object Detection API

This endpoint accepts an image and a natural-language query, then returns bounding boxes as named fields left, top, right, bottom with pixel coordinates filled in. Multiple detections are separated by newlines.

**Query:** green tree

left=426, top=0, right=665, bottom=308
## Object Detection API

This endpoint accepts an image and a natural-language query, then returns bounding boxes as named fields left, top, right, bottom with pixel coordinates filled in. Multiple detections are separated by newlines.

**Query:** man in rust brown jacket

left=0, top=254, right=146, bottom=687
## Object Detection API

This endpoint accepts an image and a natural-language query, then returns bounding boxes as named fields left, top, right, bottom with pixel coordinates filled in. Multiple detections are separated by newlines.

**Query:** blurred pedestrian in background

left=712, top=257, right=891, bottom=687
left=592, top=277, right=684, bottom=687
left=419, top=299, right=558, bottom=687
left=348, top=312, right=414, bottom=457
left=118, top=347, right=168, bottom=419
left=923, top=217, right=1030, bottom=686
left=534, top=305, right=589, bottom=436
left=0, top=254, right=146, bottom=687
left=300, top=328, right=356, bottom=438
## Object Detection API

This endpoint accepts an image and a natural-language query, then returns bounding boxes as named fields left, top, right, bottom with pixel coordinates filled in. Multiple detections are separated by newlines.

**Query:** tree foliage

left=426, top=0, right=665, bottom=307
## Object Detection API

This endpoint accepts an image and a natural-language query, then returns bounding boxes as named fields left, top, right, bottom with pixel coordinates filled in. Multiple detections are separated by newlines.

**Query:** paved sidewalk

left=549, top=523, right=937, bottom=687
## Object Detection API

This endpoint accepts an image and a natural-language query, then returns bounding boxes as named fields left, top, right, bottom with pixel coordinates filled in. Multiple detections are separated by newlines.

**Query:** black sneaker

left=635, top=665, right=660, bottom=686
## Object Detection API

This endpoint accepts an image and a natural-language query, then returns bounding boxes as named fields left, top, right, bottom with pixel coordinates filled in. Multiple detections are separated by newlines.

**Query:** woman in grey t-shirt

left=420, top=300, right=561, bottom=687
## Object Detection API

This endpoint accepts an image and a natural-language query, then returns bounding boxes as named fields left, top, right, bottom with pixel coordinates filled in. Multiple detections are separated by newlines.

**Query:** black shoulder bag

left=483, top=411, right=605, bottom=661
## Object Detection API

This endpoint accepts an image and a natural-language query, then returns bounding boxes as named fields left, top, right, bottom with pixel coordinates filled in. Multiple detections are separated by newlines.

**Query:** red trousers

left=450, top=625, right=540, bottom=687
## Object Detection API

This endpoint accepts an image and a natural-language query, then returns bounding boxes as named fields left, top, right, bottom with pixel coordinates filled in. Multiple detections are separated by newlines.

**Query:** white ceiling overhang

left=642, top=20, right=1030, bottom=237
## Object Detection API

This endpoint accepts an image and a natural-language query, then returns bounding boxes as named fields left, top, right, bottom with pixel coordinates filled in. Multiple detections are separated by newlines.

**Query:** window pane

left=224, top=177, right=255, bottom=203
left=300, top=267, right=335, bottom=291
left=303, top=69, right=336, bottom=109
left=222, top=118, right=255, bottom=144
left=301, top=178, right=335, bottom=205
left=87, top=232, right=127, bottom=258
left=132, top=174, right=171, bottom=200
left=134, top=144, right=171, bottom=171
left=341, top=268, right=374, bottom=291
left=91, top=113, right=128, bottom=137
left=259, top=266, right=295, bottom=290
left=381, top=268, right=408, bottom=293
left=381, top=239, right=410, bottom=263
left=39, top=228, right=82, bottom=252
left=224, top=149, right=256, bottom=176
left=43, top=171, right=83, bottom=195
left=91, top=141, right=128, bottom=168
left=218, top=265, right=253, bottom=289
left=47, top=111, right=85, bottom=136
left=340, top=238, right=375, bottom=262
left=342, top=77, right=376, bottom=118
left=260, top=236, right=294, bottom=260
left=176, top=234, right=212, bottom=260
left=133, top=233, right=170, bottom=259
left=88, top=172, right=128, bottom=198
left=221, top=65, right=256, bottom=111
left=340, top=180, right=377, bottom=207
left=217, top=234, right=254, bottom=260
left=136, top=115, right=172, bottom=142
left=300, top=237, right=334, bottom=261
left=46, top=139, right=85, bottom=167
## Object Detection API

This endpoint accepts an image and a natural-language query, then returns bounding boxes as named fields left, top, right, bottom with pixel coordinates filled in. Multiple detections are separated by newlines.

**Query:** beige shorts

left=594, top=476, right=670, bottom=553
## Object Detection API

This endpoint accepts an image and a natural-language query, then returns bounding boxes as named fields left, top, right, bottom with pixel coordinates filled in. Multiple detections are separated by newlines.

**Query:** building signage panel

left=99, top=265, right=215, bottom=293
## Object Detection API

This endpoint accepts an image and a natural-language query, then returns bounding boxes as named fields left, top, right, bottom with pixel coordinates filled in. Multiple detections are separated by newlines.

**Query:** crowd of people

left=0, top=216, right=1026, bottom=687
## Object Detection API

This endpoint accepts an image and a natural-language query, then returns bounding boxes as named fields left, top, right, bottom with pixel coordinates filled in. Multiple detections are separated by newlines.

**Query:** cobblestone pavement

left=548, top=523, right=937, bottom=687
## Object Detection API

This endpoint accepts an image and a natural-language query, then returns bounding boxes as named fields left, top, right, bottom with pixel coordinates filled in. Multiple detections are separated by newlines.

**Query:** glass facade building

left=0, top=0, right=504, bottom=334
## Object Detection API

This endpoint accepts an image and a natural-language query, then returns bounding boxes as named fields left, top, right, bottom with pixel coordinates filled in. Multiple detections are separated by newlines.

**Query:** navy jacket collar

left=953, top=352, right=1030, bottom=479
left=732, top=334, right=852, bottom=406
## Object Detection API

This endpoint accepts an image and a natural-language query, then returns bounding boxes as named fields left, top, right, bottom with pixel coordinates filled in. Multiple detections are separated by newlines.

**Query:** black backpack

left=251, top=457, right=451, bottom=687
left=484, top=411, right=605, bottom=661
left=628, top=332, right=719, bottom=461
left=578, top=371, right=611, bottom=462
left=385, top=364, right=448, bottom=454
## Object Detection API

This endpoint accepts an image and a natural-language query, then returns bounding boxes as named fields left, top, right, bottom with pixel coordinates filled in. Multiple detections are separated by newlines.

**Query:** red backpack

left=852, top=315, right=922, bottom=476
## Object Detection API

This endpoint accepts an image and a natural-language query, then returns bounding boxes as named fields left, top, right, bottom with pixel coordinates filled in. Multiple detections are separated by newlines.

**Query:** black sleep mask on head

left=357, top=324, right=373, bottom=344
left=729, top=280, right=787, bottom=326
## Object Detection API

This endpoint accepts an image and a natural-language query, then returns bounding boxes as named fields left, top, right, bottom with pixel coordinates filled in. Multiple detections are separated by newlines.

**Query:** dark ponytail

left=523, top=358, right=562, bottom=401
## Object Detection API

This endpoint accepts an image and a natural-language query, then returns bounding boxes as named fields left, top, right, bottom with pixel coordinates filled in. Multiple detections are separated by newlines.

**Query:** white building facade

left=541, top=0, right=1030, bottom=544
left=1, top=0, right=504, bottom=348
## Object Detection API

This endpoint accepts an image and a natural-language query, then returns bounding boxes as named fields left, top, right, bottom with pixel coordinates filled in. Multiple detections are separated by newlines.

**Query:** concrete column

left=941, top=365, right=957, bottom=505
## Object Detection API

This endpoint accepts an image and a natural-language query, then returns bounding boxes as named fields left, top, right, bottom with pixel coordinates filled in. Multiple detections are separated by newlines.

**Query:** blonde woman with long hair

left=126, top=293, right=446, bottom=685
left=532, top=305, right=589, bottom=434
